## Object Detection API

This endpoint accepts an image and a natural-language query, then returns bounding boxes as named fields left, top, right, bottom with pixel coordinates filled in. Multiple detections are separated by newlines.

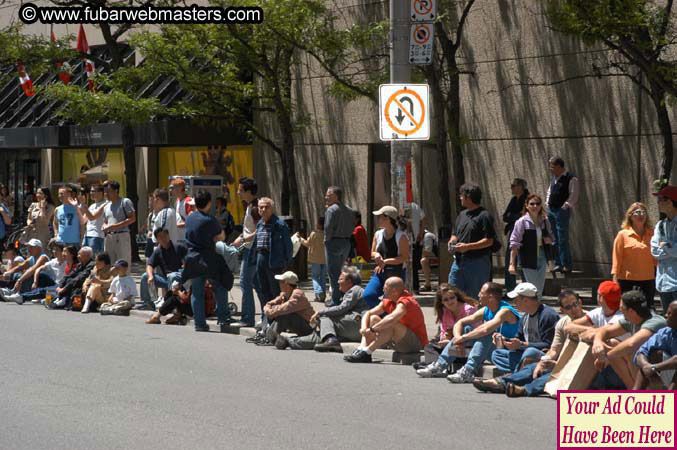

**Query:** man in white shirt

left=79, top=184, right=107, bottom=254
left=565, top=280, right=623, bottom=342
left=546, top=156, right=579, bottom=273
left=151, top=188, right=178, bottom=245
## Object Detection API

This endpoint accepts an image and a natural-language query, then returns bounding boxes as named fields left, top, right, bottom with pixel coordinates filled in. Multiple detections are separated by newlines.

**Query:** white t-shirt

left=151, top=207, right=178, bottom=244
left=42, top=258, right=66, bottom=284
left=586, top=307, right=623, bottom=328
left=409, top=202, right=425, bottom=241
left=85, top=201, right=107, bottom=238
left=243, top=202, right=256, bottom=249
left=109, top=275, right=137, bottom=304
left=175, top=198, right=191, bottom=242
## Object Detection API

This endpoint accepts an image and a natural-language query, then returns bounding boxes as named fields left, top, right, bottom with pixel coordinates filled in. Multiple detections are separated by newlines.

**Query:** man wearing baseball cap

left=0, top=239, right=50, bottom=303
left=564, top=280, right=623, bottom=342
left=258, top=271, right=314, bottom=348
left=651, top=185, right=677, bottom=313
left=490, top=282, right=559, bottom=374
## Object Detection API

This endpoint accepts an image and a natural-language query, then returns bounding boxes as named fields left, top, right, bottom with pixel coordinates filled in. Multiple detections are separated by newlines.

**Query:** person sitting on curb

left=279, top=265, right=367, bottom=352
left=146, top=280, right=193, bottom=325
left=490, top=282, right=559, bottom=374
left=49, top=246, right=95, bottom=309
left=633, top=300, right=676, bottom=390
left=344, top=276, right=428, bottom=363
left=81, top=253, right=114, bottom=314
left=564, top=280, right=623, bottom=343
left=19, top=241, right=67, bottom=304
left=473, top=289, right=586, bottom=397
left=100, top=259, right=137, bottom=316
left=137, top=228, right=186, bottom=311
left=591, top=290, right=667, bottom=389
left=253, top=271, right=313, bottom=348
left=416, top=282, right=520, bottom=382
left=0, top=239, right=51, bottom=304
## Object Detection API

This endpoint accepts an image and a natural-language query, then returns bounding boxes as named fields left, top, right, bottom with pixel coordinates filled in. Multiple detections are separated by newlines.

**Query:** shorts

left=392, top=328, right=423, bottom=353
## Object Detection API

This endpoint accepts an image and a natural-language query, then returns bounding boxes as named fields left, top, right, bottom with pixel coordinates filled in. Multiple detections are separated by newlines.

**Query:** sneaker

left=343, top=349, right=372, bottom=363
left=473, top=377, right=506, bottom=393
left=447, top=365, right=475, bottom=383
left=552, top=265, right=563, bottom=273
left=0, top=287, right=11, bottom=299
left=314, top=337, right=343, bottom=353
left=275, top=335, right=289, bottom=350
left=31, top=298, right=42, bottom=304
left=255, top=338, right=274, bottom=346
left=134, top=303, right=155, bottom=311
left=81, top=298, right=92, bottom=314
left=219, top=323, right=239, bottom=334
left=195, top=325, right=210, bottom=332
left=6, top=293, right=23, bottom=305
left=246, top=332, right=265, bottom=343
left=416, top=362, right=447, bottom=378
left=54, top=298, right=66, bottom=308
left=230, top=320, right=254, bottom=328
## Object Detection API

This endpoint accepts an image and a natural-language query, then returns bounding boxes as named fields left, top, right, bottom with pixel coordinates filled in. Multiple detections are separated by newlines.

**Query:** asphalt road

left=1, top=303, right=556, bottom=450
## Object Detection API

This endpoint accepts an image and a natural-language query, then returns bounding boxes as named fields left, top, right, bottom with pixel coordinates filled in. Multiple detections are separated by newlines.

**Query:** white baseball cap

left=274, top=271, right=299, bottom=285
left=26, top=239, right=43, bottom=248
left=507, top=282, right=538, bottom=299
left=372, top=205, right=398, bottom=220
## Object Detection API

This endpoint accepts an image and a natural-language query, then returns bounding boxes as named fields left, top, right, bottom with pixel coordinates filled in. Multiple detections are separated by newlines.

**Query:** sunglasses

left=561, top=302, right=579, bottom=311
left=528, top=202, right=541, bottom=206
left=632, top=210, right=647, bottom=216
left=442, top=295, right=457, bottom=302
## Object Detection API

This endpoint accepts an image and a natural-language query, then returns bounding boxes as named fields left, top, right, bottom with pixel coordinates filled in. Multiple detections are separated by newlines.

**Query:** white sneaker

left=447, top=365, right=475, bottom=383
left=0, top=287, right=11, bottom=299
left=31, top=298, right=42, bottom=304
left=6, top=293, right=23, bottom=305
left=81, top=298, right=92, bottom=314
left=54, top=298, right=66, bottom=308
left=416, top=362, right=447, bottom=378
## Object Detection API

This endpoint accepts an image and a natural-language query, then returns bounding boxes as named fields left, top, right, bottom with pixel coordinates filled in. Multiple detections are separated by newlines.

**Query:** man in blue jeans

left=231, top=177, right=263, bottom=327
left=182, top=189, right=236, bottom=334
left=490, top=282, right=559, bottom=374
left=416, top=282, right=520, bottom=382
left=324, top=186, right=354, bottom=306
left=447, top=183, right=497, bottom=299
left=137, top=228, right=186, bottom=310
left=473, top=289, right=586, bottom=397
left=546, top=156, right=579, bottom=273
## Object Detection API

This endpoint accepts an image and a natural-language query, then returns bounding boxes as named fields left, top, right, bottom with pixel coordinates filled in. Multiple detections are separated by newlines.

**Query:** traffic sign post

left=379, top=84, right=430, bottom=141
left=411, top=0, right=435, bottom=21
left=409, top=23, right=434, bottom=65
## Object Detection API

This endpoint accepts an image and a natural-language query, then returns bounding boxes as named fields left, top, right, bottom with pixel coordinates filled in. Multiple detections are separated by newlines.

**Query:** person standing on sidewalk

left=170, top=178, right=193, bottom=244
left=102, top=180, right=135, bottom=266
left=182, top=189, right=236, bottom=333
left=150, top=188, right=178, bottom=246
left=651, top=185, right=677, bottom=314
left=54, top=186, right=83, bottom=248
left=546, top=156, right=579, bottom=273
left=447, top=183, right=497, bottom=299
left=324, top=186, right=354, bottom=306
left=78, top=184, right=107, bottom=255
left=502, top=178, right=528, bottom=292
left=297, top=217, right=327, bottom=303
left=230, top=177, right=263, bottom=327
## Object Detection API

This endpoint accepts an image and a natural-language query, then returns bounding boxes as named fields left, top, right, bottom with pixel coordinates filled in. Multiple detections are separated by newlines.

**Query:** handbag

left=71, top=294, right=83, bottom=311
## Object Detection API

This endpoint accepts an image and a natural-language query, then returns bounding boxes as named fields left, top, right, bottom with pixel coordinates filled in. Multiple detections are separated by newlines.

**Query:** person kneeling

left=100, top=260, right=137, bottom=316
left=344, top=276, right=428, bottom=363
left=258, top=271, right=314, bottom=348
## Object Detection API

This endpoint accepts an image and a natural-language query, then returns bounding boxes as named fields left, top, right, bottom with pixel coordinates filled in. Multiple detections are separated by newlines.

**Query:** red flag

left=51, top=31, right=71, bottom=85
left=76, top=25, right=95, bottom=91
left=17, top=63, right=35, bottom=97
left=76, top=24, right=89, bottom=54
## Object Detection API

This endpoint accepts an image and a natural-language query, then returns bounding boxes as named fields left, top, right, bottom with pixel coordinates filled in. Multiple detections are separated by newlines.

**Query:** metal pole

left=389, top=0, right=414, bottom=291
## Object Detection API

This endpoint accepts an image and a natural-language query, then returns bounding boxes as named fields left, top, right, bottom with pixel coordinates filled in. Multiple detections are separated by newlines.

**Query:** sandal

left=506, top=382, right=527, bottom=398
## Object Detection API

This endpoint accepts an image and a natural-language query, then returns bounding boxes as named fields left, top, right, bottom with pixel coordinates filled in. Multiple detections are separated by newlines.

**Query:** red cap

left=652, top=186, right=677, bottom=201
left=598, top=281, right=621, bottom=311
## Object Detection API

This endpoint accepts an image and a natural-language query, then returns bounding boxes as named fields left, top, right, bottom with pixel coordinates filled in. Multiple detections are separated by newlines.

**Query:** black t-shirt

left=453, top=207, right=497, bottom=258
left=148, top=242, right=187, bottom=274
left=185, top=210, right=222, bottom=251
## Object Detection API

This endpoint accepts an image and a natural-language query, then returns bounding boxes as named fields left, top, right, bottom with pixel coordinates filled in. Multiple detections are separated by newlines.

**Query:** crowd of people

left=1, top=159, right=676, bottom=395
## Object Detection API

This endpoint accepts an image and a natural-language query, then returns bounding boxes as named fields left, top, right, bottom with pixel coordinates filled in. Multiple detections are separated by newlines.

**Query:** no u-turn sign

left=379, top=84, right=430, bottom=141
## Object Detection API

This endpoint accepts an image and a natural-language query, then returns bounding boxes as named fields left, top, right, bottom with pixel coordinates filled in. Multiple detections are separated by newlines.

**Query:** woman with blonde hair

left=612, top=202, right=656, bottom=308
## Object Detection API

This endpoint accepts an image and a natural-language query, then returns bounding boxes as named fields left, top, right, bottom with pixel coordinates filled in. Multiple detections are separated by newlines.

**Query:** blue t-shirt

left=0, top=204, right=9, bottom=239
left=185, top=210, right=222, bottom=251
left=483, top=299, right=521, bottom=339
left=56, top=204, right=80, bottom=245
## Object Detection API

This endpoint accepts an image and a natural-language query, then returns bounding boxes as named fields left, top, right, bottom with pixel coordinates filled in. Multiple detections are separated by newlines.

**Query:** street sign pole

left=389, top=0, right=413, bottom=291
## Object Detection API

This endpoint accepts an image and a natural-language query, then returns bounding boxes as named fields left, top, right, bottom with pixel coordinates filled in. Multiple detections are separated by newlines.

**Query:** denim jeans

left=256, top=251, right=284, bottom=323
left=435, top=325, right=484, bottom=372
left=310, top=263, right=327, bottom=296
left=325, top=238, right=352, bottom=305
left=501, top=362, right=551, bottom=396
left=14, top=272, right=55, bottom=295
left=491, top=347, right=545, bottom=374
left=522, top=252, right=547, bottom=297
left=240, top=247, right=263, bottom=326
left=548, top=207, right=571, bottom=268
left=190, top=275, right=230, bottom=329
left=82, top=236, right=104, bottom=254
left=448, top=255, right=492, bottom=299
left=140, top=270, right=181, bottom=307
left=659, top=290, right=677, bottom=315
left=21, top=285, right=57, bottom=301
left=362, top=269, right=406, bottom=309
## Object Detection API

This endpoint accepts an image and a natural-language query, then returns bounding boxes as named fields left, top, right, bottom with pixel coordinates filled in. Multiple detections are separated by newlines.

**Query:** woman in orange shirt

left=611, top=202, right=656, bottom=308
